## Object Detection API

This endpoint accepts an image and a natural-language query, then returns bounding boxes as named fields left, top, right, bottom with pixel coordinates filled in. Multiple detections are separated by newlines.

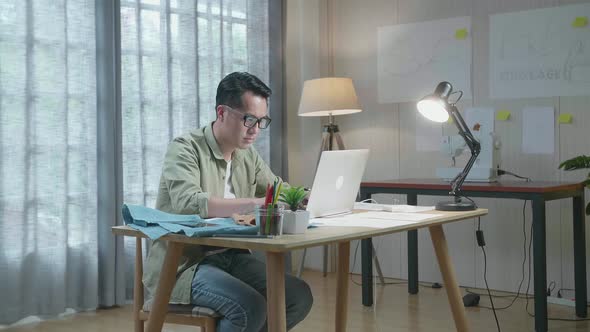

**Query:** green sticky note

left=558, top=113, right=573, bottom=124
left=455, top=28, right=468, bottom=40
left=572, top=16, right=588, bottom=28
left=496, top=110, right=511, bottom=121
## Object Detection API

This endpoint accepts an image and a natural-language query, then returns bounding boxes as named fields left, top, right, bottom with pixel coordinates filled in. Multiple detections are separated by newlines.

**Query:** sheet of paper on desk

left=310, top=211, right=442, bottom=228
left=357, top=211, right=442, bottom=221
left=310, top=217, right=418, bottom=229
left=388, top=205, right=435, bottom=213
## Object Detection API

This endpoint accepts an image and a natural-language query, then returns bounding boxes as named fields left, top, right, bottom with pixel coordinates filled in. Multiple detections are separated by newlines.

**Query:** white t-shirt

left=205, top=160, right=236, bottom=257
left=224, top=160, right=236, bottom=199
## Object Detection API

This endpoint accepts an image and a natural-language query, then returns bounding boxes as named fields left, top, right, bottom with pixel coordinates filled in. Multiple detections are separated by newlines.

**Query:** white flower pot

left=282, top=210, right=310, bottom=234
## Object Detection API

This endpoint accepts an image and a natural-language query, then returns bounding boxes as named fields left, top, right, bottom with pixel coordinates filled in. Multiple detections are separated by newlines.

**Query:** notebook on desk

left=306, top=149, right=369, bottom=218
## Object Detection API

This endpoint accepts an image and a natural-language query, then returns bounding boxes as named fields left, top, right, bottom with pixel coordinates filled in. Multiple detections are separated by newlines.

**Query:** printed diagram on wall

left=377, top=16, right=472, bottom=104
left=490, top=3, right=590, bottom=99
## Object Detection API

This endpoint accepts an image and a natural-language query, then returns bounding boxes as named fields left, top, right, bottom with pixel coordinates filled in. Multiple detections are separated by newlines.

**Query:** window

left=120, top=0, right=270, bottom=207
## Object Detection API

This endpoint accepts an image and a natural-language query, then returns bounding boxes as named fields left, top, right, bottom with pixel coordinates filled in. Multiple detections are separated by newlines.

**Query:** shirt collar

left=204, top=123, right=224, bottom=161
left=204, top=122, right=245, bottom=163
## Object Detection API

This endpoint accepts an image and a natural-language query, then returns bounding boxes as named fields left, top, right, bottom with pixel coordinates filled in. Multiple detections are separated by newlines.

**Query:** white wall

left=285, top=0, right=590, bottom=299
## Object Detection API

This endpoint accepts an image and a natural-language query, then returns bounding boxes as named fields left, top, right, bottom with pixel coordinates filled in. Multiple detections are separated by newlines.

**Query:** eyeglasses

left=223, top=106, right=272, bottom=129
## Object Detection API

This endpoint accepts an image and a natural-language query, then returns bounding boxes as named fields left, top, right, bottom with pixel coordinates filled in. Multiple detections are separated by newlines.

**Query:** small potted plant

left=279, top=186, right=310, bottom=234
left=559, top=155, right=590, bottom=215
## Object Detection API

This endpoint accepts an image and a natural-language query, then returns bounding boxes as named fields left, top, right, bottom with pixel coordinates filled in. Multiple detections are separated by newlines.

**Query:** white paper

left=310, top=211, right=442, bottom=228
left=490, top=3, right=590, bottom=99
left=353, top=203, right=435, bottom=213
left=355, top=211, right=442, bottom=222
left=388, top=205, right=435, bottom=213
left=522, top=107, right=555, bottom=154
left=378, top=16, right=472, bottom=103
left=309, top=217, right=418, bottom=229
left=465, top=107, right=495, bottom=133
left=416, top=111, right=442, bottom=152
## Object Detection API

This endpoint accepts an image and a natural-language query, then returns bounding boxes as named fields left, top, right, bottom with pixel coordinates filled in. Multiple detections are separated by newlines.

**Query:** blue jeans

left=191, top=249, right=313, bottom=332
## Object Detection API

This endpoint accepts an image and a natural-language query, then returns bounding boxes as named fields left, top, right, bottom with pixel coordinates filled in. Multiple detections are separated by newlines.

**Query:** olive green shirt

left=143, top=123, right=282, bottom=304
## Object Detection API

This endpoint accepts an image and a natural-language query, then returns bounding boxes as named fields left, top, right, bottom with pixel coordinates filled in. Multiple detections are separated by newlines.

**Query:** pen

left=212, top=234, right=274, bottom=238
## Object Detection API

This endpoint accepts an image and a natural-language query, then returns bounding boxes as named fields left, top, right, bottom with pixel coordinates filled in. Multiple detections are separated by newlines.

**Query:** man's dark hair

left=215, top=72, right=272, bottom=111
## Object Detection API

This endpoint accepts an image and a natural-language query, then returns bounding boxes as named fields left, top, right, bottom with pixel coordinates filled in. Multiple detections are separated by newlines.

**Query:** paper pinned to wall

left=415, top=110, right=442, bottom=152
left=490, top=3, right=590, bottom=99
left=465, top=107, right=495, bottom=133
left=522, top=107, right=555, bottom=154
left=378, top=16, right=472, bottom=104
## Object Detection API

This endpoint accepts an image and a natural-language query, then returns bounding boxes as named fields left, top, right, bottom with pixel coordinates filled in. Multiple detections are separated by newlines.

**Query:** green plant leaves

left=558, top=155, right=590, bottom=171
left=279, top=186, right=307, bottom=212
left=558, top=155, right=590, bottom=215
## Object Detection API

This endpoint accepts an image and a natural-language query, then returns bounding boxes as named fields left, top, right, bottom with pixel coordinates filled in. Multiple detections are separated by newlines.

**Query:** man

left=144, top=72, right=313, bottom=332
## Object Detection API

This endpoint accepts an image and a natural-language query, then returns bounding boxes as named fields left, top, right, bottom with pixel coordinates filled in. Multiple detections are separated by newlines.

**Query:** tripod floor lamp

left=296, top=77, right=386, bottom=283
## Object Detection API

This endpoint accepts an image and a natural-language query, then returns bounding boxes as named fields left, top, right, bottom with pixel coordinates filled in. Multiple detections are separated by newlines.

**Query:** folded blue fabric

left=122, top=204, right=258, bottom=240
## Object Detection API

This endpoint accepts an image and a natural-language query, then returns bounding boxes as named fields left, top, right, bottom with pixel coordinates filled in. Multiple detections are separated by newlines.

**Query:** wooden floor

left=3, top=270, right=589, bottom=331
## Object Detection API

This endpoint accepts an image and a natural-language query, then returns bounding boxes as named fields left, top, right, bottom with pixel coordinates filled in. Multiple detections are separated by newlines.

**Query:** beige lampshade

left=297, top=77, right=362, bottom=117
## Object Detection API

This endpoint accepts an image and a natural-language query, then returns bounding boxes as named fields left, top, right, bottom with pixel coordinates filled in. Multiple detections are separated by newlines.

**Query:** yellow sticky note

left=558, top=113, right=573, bottom=124
left=572, top=16, right=588, bottom=28
left=496, top=110, right=511, bottom=121
left=455, top=28, right=468, bottom=40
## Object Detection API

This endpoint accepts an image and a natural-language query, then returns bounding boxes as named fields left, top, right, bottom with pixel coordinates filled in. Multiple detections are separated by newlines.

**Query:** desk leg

left=532, top=198, right=548, bottom=332
left=360, top=190, right=374, bottom=307
left=336, top=242, right=350, bottom=332
left=407, top=193, right=419, bottom=295
left=266, top=252, right=287, bottom=332
left=323, top=245, right=329, bottom=277
left=573, top=194, right=588, bottom=318
left=361, top=238, right=373, bottom=306
left=429, top=225, right=470, bottom=332
left=146, top=242, right=184, bottom=332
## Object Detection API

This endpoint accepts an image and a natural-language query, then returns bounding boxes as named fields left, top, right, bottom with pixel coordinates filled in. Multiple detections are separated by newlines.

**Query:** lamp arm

left=448, top=105, right=481, bottom=196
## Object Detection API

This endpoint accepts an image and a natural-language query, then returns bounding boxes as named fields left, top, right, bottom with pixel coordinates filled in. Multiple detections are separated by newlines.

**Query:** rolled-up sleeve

left=253, top=149, right=287, bottom=197
left=162, top=138, right=210, bottom=218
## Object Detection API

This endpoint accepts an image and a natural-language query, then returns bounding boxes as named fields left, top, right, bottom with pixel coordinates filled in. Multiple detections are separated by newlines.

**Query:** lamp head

left=298, top=77, right=362, bottom=117
left=416, top=81, right=453, bottom=123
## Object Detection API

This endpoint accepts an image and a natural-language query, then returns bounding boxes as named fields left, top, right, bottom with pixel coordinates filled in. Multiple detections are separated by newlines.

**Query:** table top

left=112, top=208, right=487, bottom=252
left=361, top=179, right=584, bottom=193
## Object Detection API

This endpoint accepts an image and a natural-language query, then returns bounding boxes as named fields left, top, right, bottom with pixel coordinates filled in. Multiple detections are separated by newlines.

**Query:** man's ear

left=215, top=105, right=225, bottom=121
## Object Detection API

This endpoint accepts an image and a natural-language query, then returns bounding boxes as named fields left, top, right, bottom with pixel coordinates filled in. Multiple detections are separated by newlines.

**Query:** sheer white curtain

left=120, top=0, right=270, bottom=208
left=119, top=0, right=272, bottom=295
left=0, top=0, right=99, bottom=324
left=0, top=0, right=278, bottom=325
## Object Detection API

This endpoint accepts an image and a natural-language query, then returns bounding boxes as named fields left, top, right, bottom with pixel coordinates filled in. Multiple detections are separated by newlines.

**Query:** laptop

left=306, top=149, right=370, bottom=218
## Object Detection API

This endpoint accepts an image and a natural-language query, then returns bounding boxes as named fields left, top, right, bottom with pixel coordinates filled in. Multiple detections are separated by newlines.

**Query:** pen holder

left=256, top=206, right=284, bottom=237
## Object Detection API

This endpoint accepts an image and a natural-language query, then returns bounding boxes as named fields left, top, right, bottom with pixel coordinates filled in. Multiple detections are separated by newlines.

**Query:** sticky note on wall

left=455, top=28, right=468, bottom=40
left=496, top=110, right=511, bottom=121
left=558, top=113, right=573, bottom=124
left=572, top=16, right=588, bottom=28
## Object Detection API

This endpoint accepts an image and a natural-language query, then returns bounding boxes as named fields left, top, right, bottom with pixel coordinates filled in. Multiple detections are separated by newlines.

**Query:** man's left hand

left=232, top=213, right=256, bottom=226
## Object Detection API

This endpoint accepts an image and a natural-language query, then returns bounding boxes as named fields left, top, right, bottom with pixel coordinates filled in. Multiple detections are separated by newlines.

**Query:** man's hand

left=232, top=213, right=256, bottom=226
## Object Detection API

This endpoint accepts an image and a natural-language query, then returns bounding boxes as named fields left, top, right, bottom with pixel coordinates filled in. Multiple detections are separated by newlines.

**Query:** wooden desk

left=360, top=179, right=587, bottom=332
left=113, top=208, right=487, bottom=332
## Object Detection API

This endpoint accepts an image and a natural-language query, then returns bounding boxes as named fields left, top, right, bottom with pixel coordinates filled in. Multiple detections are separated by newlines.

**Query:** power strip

left=546, top=296, right=580, bottom=308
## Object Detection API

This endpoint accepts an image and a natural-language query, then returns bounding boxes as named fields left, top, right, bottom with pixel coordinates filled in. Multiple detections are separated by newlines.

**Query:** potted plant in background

left=279, top=186, right=310, bottom=234
left=559, top=155, right=590, bottom=215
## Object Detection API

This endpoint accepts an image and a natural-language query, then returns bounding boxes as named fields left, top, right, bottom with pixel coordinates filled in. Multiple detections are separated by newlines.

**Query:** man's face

left=220, top=91, right=269, bottom=149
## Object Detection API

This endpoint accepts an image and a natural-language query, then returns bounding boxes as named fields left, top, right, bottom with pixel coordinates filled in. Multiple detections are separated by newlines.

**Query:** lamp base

left=435, top=197, right=477, bottom=211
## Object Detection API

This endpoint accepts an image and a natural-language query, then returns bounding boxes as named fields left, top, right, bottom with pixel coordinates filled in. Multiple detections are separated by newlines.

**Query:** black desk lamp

left=417, top=81, right=480, bottom=211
